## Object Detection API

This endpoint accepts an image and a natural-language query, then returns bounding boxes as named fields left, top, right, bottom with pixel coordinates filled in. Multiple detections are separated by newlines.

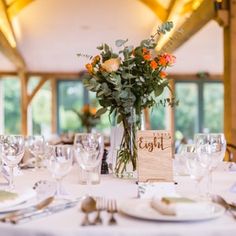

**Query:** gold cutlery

left=11, top=198, right=80, bottom=224
left=93, top=197, right=106, bottom=225
left=212, top=195, right=236, bottom=219
left=0, top=196, right=54, bottom=223
left=80, top=196, right=96, bottom=226
left=107, top=199, right=118, bottom=225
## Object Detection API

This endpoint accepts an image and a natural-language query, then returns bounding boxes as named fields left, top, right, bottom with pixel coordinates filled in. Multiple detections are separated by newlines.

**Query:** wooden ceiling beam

left=159, top=0, right=216, bottom=53
left=139, top=0, right=168, bottom=22
left=0, top=0, right=26, bottom=70
left=181, top=0, right=204, bottom=15
left=0, top=29, right=26, bottom=70
left=155, top=0, right=185, bottom=49
left=1, top=0, right=16, bottom=45
left=165, top=0, right=185, bottom=20
left=0, top=71, right=85, bottom=79
left=27, top=77, right=48, bottom=105
left=7, top=0, right=34, bottom=19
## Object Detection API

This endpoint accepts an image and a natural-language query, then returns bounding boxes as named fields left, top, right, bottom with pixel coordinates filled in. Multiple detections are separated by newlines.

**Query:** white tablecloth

left=0, top=163, right=236, bottom=236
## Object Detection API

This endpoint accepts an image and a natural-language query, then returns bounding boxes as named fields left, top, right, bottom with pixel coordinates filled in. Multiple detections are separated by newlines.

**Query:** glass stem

left=86, top=171, right=91, bottom=186
left=195, top=179, right=201, bottom=197
left=9, top=166, right=14, bottom=190
left=56, top=178, right=63, bottom=196
left=207, top=170, right=213, bottom=196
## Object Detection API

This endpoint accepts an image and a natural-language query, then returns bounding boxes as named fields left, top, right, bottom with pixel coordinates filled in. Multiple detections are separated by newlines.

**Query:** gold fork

left=93, top=197, right=106, bottom=225
left=107, top=199, right=117, bottom=225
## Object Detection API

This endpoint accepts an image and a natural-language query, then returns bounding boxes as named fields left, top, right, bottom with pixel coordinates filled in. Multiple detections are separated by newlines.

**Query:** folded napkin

left=138, top=182, right=177, bottom=199
left=151, top=197, right=212, bottom=217
left=0, top=189, right=36, bottom=211
left=229, top=162, right=236, bottom=172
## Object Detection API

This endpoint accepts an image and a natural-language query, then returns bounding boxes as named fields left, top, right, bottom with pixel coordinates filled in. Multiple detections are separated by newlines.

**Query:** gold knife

left=0, top=196, right=54, bottom=223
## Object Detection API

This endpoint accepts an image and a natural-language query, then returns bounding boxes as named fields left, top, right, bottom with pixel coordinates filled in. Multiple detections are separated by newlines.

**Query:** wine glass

left=47, top=145, right=73, bottom=197
left=208, top=133, right=226, bottom=169
left=0, top=135, right=25, bottom=190
left=74, top=133, right=104, bottom=185
left=194, top=133, right=226, bottom=195
left=184, top=144, right=209, bottom=197
left=27, top=135, right=49, bottom=168
left=207, top=133, right=226, bottom=193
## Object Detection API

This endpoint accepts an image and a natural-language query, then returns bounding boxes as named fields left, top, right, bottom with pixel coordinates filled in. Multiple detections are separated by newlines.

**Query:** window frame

left=56, top=79, right=89, bottom=134
left=174, top=78, right=223, bottom=134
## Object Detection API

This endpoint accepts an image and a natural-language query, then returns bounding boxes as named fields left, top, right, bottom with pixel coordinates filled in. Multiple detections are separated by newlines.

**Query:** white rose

left=101, top=58, right=120, bottom=72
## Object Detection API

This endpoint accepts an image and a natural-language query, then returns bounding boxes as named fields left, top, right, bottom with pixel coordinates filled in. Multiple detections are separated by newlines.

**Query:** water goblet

left=27, top=135, right=47, bottom=168
left=0, top=135, right=25, bottom=190
left=47, top=145, right=73, bottom=197
left=194, top=133, right=226, bottom=195
left=208, top=133, right=226, bottom=169
left=207, top=133, right=226, bottom=194
left=184, top=144, right=209, bottom=198
left=74, top=133, right=104, bottom=185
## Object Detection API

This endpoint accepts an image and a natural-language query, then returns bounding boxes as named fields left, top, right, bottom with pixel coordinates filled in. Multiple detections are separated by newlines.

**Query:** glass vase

left=113, top=108, right=143, bottom=178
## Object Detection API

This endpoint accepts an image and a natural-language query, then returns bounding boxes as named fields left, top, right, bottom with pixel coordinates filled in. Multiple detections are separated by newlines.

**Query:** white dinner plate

left=0, top=189, right=37, bottom=214
left=119, top=199, right=225, bottom=222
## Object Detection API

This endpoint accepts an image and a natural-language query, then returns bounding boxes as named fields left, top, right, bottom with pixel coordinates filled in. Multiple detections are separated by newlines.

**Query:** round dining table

left=0, top=162, right=236, bottom=236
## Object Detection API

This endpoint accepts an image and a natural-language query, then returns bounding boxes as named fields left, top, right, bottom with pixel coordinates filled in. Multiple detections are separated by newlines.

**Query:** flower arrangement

left=72, top=104, right=99, bottom=133
left=80, top=21, right=178, bottom=177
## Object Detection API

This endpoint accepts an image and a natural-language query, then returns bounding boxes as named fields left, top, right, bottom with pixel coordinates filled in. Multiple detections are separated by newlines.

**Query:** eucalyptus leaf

left=97, top=45, right=104, bottom=50
left=115, top=39, right=128, bottom=47
left=154, top=86, right=164, bottom=97
left=96, top=107, right=107, bottom=117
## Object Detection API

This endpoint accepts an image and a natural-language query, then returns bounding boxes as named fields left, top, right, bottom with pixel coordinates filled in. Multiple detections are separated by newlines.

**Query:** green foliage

left=3, top=79, right=21, bottom=134
left=203, top=83, right=223, bottom=132
left=58, top=81, right=84, bottom=133
left=83, top=21, right=178, bottom=123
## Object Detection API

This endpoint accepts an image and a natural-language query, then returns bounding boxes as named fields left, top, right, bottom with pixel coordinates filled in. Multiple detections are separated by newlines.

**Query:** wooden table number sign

left=137, top=130, right=173, bottom=182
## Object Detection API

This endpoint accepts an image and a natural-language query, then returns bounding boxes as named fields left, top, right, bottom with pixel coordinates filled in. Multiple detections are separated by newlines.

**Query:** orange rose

left=160, top=71, right=167, bottom=78
left=142, top=48, right=148, bottom=54
left=158, top=53, right=176, bottom=66
left=143, top=53, right=151, bottom=61
left=150, top=60, right=158, bottom=70
left=158, top=56, right=167, bottom=66
left=92, top=55, right=100, bottom=65
left=90, top=107, right=97, bottom=115
left=85, top=63, right=94, bottom=74
left=142, top=48, right=151, bottom=61
left=82, top=104, right=90, bottom=113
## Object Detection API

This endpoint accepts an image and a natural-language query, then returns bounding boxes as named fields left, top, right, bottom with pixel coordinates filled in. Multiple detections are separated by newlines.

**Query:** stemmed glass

left=208, top=133, right=226, bottom=169
left=74, top=133, right=104, bottom=185
left=27, top=135, right=51, bottom=168
left=184, top=144, right=209, bottom=197
left=194, top=133, right=226, bottom=195
left=47, top=145, right=73, bottom=197
left=0, top=135, right=25, bottom=190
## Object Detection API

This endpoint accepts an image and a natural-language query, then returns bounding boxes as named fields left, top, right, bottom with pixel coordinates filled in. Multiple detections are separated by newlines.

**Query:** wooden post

left=19, top=70, right=28, bottom=136
left=224, top=0, right=236, bottom=161
left=51, top=78, right=57, bottom=134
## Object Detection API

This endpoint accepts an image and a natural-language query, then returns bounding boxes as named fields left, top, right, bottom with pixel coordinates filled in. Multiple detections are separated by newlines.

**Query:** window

left=203, top=83, right=224, bottom=132
left=175, top=82, right=198, bottom=142
left=57, top=80, right=84, bottom=133
left=28, top=77, right=52, bottom=136
left=174, top=79, right=224, bottom=143
left=150, top=88, right=170, bottom=130
left=0, top=77, right=21, bottom=134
